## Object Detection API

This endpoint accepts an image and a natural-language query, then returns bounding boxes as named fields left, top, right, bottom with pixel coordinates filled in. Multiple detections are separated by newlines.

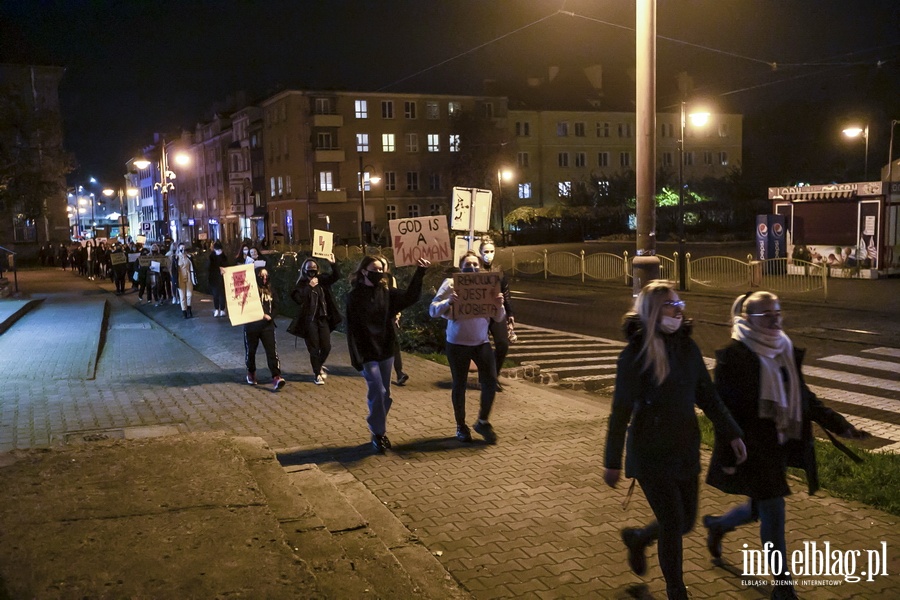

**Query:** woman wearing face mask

left=430, top=251, right=507, bottom=445
left=175, top=243, right=195, bottom=318
left=208, top=241, right=229, bottom=317
left=244, top=268, right=286, bottom=390
left=478, top=239, right=514, bottom=391
left=346, top=255, right=431, bottom=453
left=702, top=292, right=869, bottom=600
left=290, top=258, right=341, bottom=385
left=603, top=281, right=747, bottom=600
left=236, top=243, right=251, bottom=265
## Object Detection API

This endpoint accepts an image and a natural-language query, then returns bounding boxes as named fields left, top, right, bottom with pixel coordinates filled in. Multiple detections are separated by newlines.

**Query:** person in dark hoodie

left=208, top=241, right=230, bottom=318
left=290, top=257, right=341, bottom=385
left=345, top=255, right=430, bottom=453
left=702, top=291, right=869, bottom=600
left=478, top=239, right=514, bottom=391
left=603, top=280, right=747, bottom=600
left=243, top=268, right=285, bottom=391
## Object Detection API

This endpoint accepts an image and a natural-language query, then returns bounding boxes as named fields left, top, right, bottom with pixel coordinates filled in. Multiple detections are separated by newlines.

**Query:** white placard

left=253, top=259, right=267, bottom=269
left=223, top=264, right=265, bottom=326
left=388, top=215, right=452, bottom=267
left=864, top=215, right=876, bottom=236
left=312, top=229, right=334, bottom=261
left=453, top=236, right=483, bottom=268
left=450, top=187, right=492, bottom=232
left=149, top=260, right=160, bottom=273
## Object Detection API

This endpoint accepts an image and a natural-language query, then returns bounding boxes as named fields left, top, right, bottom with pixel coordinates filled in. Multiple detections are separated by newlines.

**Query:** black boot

left=621, top=527, right=648, bottom=576
left=182, top=310, right=188, bottom=319
left=187, top=306, right=193, bottom=318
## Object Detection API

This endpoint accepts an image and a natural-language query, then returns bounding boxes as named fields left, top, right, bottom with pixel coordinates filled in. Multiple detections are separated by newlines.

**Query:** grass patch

left=698, top=415, right=900, bottom=516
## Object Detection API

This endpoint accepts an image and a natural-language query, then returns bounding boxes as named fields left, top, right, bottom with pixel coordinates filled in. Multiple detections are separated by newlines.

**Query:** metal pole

left=91, top=194, right=95, bottom=238
left=864, top=125, right=869, bottom=180
left=161, top=140, right=169, bottom=241
left=497, top=170, right=506, bottom=245
left=358, top=154, right=366, bottom=247
left=119, top=189, right=125, bottom=239
left=678, top=100, right=686, bottom=290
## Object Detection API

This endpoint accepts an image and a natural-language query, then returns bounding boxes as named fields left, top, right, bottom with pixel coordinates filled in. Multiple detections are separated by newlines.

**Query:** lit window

left=277, top=176, right=283, bottom=195
left=270, top=177, right=275, bottom=197
left=448, top=101, right=461, bottom=117
left=382, top=134, right=395, bottom=152
left=355, top=100, right=368, bottom=119
left=319, top=172, right=334, bottom=191
left=286, top=175, right=292, bottom=194
left=518, top=183, right=532, bottom=199
left=427, top=134, right=440, bottom=152
left=356, top=133, right=369, bottom=152
left=449, top=134, right=460, bottom=152
left=719, top=151, right=729, bottom=166
left=558, top=182, right=571, bottom=197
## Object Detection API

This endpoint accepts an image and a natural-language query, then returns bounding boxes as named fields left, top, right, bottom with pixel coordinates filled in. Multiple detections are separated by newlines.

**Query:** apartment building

left=508, top=109, right=743, bottom=210
left=260, top=90, right=508, bottom=245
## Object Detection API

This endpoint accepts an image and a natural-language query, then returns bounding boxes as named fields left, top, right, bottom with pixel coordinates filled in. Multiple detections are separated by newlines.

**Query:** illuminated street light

left=497, top=168, right=514, bottom=245
left=103, top=186, right=139, bottom=239
left=842, top=124, right=869, bottom=180
left=678, top=101, right=712, bottom=290
left=357, top=155, right=381, bottom=246
left=135, top=140, right=188, bottom=241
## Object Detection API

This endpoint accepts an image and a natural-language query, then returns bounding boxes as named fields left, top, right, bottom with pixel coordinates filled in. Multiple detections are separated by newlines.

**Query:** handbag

left=286, top=314, right=304, bottom=337
left=506, top=318, right=518, bottom=343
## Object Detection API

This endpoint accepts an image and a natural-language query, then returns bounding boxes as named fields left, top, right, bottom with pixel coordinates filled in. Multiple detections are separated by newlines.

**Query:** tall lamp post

left=103, top=186, right=138, bottom=239
left=842, top=124, right=869, bottom=180
left=134, top=140, right=188, bottom=242
left=677, top=102, right=710, bottom=290
left=79, top=193, right=96, bottom=238
left=497, top=168, right=513, bottom=245
left=357, top=155, right=380, bottom=246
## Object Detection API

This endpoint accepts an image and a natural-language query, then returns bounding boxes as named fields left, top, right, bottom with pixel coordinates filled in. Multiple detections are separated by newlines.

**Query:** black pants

left=113, top=271, right=126, bottom=294
left=210, top=282, right=226, bottom=311
left=488, top=318, right=510, bottom=375
left=244, top=326, right=281, bottom=378
left=303, top=316, right=331, bottom=376
left=446, top=341, right=496, bottom=426
left=392, top=321, right=404, bottom=375
left=635, top=475, right=699, bottom=595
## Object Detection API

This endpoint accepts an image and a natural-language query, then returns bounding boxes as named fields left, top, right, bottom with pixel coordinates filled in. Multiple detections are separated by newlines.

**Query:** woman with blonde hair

left=702, top=291, right=868, bottom=600
left=604, top=280, right=746, bottom=600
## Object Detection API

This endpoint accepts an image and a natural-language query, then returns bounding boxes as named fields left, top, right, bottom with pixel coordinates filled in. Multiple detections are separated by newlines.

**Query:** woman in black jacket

left=290, top=258, right=341, bottom=385
left=244, top=268, right=285, bottom=391
left=604, top=280, right=746, bottom=600
left=703, top=291, right=868, bottom=600
left=208, top=241, right=230, bottom=317
left=346, top=255, right=430, bottom=453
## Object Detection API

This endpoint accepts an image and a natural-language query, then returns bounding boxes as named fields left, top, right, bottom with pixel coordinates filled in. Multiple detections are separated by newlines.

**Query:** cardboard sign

left=223, top=264, right=265, bottom=326
left=109, top=252, right=127, bottom=266
left=128, top=253, right=141, bottom=263
left=388, top=215, right=452, bottom=267
left=312, top=229, right=334, bottom=261
left=136, top=235, right=147, bottom=245
left=150, top=260, right=160, bottom=273
left=453, top=236, right=483, bottom=268
left=253, top=259, right=267, bottom=269
left=450, top=187, right=492, bottom=232
left=450, top=271, right=501, bottom=321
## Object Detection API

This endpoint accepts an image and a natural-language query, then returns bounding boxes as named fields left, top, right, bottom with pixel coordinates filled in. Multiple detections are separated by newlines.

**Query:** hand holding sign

left=312, top=229, right=334, bottom=261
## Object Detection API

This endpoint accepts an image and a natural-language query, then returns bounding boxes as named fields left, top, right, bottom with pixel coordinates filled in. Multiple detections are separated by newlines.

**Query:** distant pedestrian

left=166, top=243, right=180, bottom=306
left=478, top=239, right=514, bottom=391
left=244, top=268, right=285, bottom=390
left=208, top=241, right=229, bottom=317
left=430, top=251, right=506, bottom=444
left=110, top=243, right=128, bottom=294
left=345, top=255, right=430, bottom=453
left=236, top=243, right=251, bottom=265
left=702, top=291, right=869, bottom=600
left=603, top=280, right=746, bottom=600
left=175, top=242, right=195, bottom=318
left=290, top=257, right=341, bottom=385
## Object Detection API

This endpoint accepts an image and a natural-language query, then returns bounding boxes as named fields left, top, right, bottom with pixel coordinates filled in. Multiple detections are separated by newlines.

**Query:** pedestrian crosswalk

left=508, top=324, right=900, bottom=453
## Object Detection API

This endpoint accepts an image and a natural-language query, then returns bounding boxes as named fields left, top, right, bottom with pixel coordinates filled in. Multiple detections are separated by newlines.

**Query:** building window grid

left=703, top=151, right=713, bottom=166
left=355, top=100, right=368, bottom=119
left=574, top=122, right=586, bottom=137
left=406, top=133, right=418, bottom=152
left=382, top=101, right=394, bottom=119
left=558, top=152, right=569, bottom=168
left=384, top=171, right=396, bottom=191
left=575, top=152, right=586, bottom=168
left=404, top=101, right=417, bottom=119
left=406, top=172, right=419, bottom=191
left=598, top=152, right=609, bottom=167
left=620, top=152, right=631, bottom=167
left=407, top=204, right=420, bottom=218
left=386, top=205, right=398, bottom=220
left=429, top=172, right=441, bottom=191
left=426, top=101, right=439, bottom=119
left=557, top=122, right=569, bottom=137
left=429, top=203, right=442, bottom=216
left=518, top=152, right=529, bottom=168
left=558, top=181, right=571, bottom=197
left=719, top=151, right=729, bottom=166
left=427, top=134, right=440, bottom=152
left=356, top=133, right=369, bottom=152
left=382, top=133, right=395, bottom=152
left=449, top=134, right=460, bottom=152
left=319, top=172, right=333, bottom=191
left=518, top=183, right=532, bottom=199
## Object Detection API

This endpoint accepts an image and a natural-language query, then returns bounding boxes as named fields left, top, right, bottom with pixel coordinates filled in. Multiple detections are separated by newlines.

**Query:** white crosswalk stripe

left=510, top=323, right=900, bottom=453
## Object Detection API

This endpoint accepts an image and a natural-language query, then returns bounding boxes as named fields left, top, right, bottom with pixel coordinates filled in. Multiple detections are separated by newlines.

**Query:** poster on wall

left=787, top=202, right=879, bottom=272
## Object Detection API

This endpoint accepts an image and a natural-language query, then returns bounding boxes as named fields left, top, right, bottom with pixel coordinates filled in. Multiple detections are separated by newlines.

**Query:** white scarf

left=732, top=317, right=803, bottom=443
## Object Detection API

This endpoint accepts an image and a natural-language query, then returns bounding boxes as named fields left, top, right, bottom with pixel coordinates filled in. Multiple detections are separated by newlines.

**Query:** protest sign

left=453, top=236, right=483, bottom=267
left=109, top=252, right=126, bottom=266
left=312, top=229, right=334, bottom=261
left=389, top=215, right=452, bottom=267
left=223, top=263, right=264, bottom=326
left=450, top=271, right=501, bottom=321
left=149, top=260, right=160, bottom=273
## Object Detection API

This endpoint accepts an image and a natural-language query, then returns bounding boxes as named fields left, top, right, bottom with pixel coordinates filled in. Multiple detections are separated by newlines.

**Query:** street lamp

left=78, top=193, right=96, bottom=238
left=497, top=168, right=514, bottom=245
left=678, top=102, right=711, bottom=290
left=103, top=186, right=138, bottom=239
left=134, top=140, right=188, bottom=242
left=357, top=155, right=381, bottom=246
left=842, top=124, right=869, bottom=180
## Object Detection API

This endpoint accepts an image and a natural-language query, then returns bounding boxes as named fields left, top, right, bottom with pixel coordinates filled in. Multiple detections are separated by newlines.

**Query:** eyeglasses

left=748, top=311, right=782, bottom=319
left=663, top=301, right=686, bottom=310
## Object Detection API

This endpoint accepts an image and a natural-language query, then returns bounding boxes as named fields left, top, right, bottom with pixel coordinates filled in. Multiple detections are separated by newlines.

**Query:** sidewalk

left=0, top=268, right=898, bottom=599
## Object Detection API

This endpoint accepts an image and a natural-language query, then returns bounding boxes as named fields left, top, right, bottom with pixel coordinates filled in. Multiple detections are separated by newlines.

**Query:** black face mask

left=305, top=270, right=318, bottom=279
left=365, top=271, right=384, bottom=284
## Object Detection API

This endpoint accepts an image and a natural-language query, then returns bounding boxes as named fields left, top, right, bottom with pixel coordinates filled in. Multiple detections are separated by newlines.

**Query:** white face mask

left=481, top=250, right=495, bottom=265
left=214, top=249, right=223, bottom=255
left=659, top=315, right=683, bottom=334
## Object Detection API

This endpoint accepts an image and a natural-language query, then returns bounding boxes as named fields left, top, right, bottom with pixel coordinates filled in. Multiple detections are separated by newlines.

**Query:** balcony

left=313, top=114, right=343, bottom=127
left=317, top=189, right=347, bottom=204
left=315, top=149, right=345, bottom=163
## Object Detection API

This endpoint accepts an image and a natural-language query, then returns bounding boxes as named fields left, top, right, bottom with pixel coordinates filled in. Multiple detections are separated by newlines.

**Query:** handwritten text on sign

left=451, top=271, right=500, bottom=321
left=389, top=216, right=452, bottom=267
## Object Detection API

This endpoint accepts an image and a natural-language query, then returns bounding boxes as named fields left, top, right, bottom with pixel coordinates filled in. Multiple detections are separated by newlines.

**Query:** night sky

left=2, top=0, right=898, bottom=190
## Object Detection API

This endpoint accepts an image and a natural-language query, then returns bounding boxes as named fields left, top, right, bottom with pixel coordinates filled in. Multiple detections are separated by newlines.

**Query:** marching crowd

left=46, top=235, right=873, bottom=599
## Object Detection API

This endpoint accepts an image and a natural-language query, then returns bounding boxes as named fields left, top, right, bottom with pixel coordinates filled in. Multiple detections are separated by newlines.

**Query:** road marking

left=509, top=350, right=618, bottom=358
left=514, top=324, right=625, bottom=345
left=863, top=347, right=900, bottom=359
left=560, top=374, right=617, bottom=382
left=509, top=343, right=620, bottom=351
left=807, top=385, right=900, bottom=413
left=819, top=355, right=900, bottom=374
left=519, top=356, right=617, bottom=365
left=803, top=366, right=900, bottom=392
left=539, top=364, right=618, bottom=373
left=511, top=297, right=580, bottom=306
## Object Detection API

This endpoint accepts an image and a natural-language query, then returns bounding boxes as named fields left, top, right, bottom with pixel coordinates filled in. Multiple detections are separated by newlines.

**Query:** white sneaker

left=213, top=309, right=220, bottom=317
left=172, top=297, right=178, bottom=305
left=314, top=375, right=325, bottom=385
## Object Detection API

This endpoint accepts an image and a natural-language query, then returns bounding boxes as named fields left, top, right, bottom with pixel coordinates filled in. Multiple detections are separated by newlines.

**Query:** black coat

left=706, top=340, right=851, bottom=499
left=289, top=264, right=342, bottom=337
left=604, top=316, right=742, bottom=481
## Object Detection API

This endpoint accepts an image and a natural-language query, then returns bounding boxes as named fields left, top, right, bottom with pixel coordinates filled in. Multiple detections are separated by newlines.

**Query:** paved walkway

left=1, top=268, right=898, bottom=599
